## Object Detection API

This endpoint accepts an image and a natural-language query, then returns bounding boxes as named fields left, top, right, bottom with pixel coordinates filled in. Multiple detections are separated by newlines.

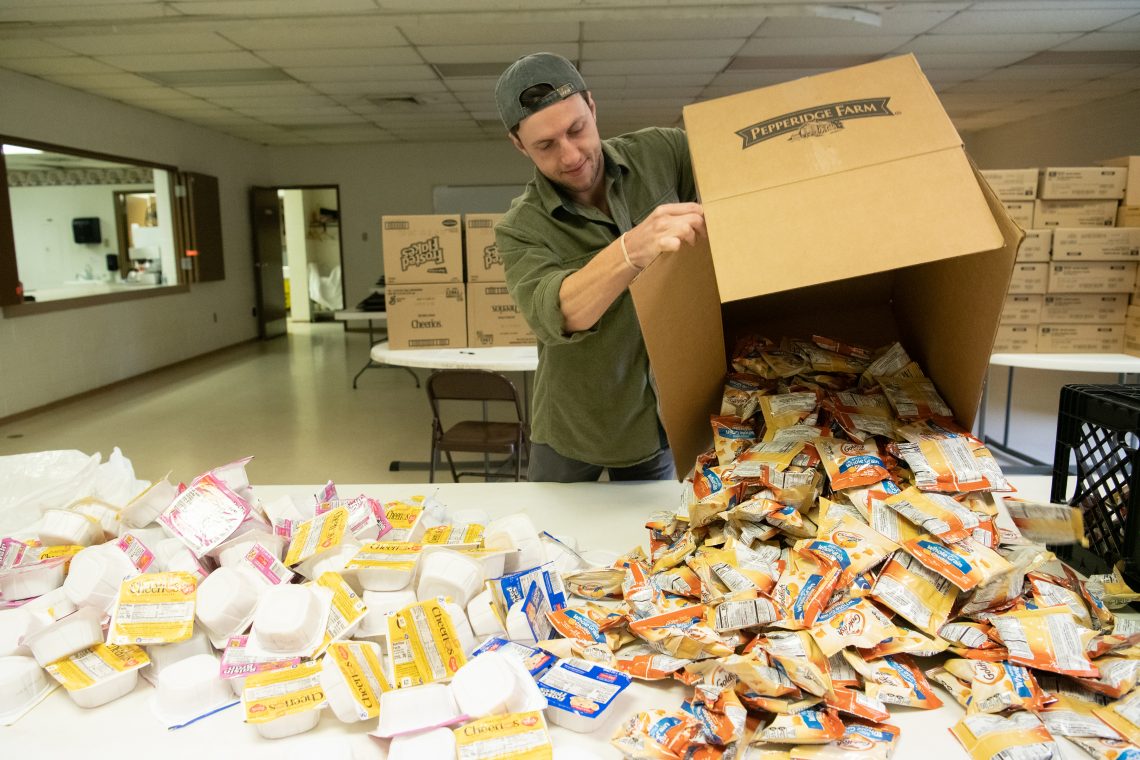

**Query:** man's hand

left=621, top=203, right=705, bottom=270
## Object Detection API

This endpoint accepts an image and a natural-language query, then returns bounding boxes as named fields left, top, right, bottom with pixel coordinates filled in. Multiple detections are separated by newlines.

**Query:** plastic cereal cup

left=0, top=655, right=56, bottom=725
left=249, top=584, right=329, bottom=655
left=0, top=558, right=66, bottom=602
left=484, top=514, right=544, bottom=574
left=151, top=653, right=235, bottom=727
left=319, top=641, right=389, bottom=723
left=449, top=650, right=522, bottom=718
left=196, top=565, right=260, bottom=647
left=389, top=727, right=458, bottom=760
left=416, top=550, right=483, bottom=607
left=373, top=682, right=460, bottom=738
left=23, top=606, right=105, bottom=667
left=63, top=543, right=138, bottom=611
left=37, top=509, right=103, bottom=547
left=357, top=589, right=418, bottom=640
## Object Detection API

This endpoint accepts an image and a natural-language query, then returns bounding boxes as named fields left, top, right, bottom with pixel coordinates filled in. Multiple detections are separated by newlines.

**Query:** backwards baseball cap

left=495, top=52, right=587, bottom=131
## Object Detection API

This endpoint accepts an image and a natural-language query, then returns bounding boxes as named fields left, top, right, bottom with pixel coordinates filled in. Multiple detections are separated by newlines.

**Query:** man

left=494, top=52, right=705, bottom=482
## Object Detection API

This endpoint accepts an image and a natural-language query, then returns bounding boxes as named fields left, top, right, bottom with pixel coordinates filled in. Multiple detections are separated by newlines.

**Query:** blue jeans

left=527, top=442, right=676, bottom=482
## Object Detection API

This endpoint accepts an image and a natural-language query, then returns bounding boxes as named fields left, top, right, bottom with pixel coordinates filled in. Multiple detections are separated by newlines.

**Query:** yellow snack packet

left=944, top=658, right=1048, bottom=714
left=900, top=532, right=1013, bottom=592
left=771, top=550, right=842, bottom=629
left=808, top=597, right=899, bottom=657
left=958, top=545, right=1054, bottom=618
left=869, top=551, right=958, bottom=636
left=722, top=373, right=769, bottom=421
left=650, top=530, right=698, bottom=574
left=628, top=604, right=736, bottom=661
left=1076, top=658, right=1140, bottom=699
left=1039, top=690, right=1122, bottom=740
left=284, top=506, right=350, bottom=567
left=690, top=484, right=745, bottom=529
left=989, top=605, right=1099, bottom=678
left=712, top=415, right=757, bottom=466
left=759, top=391, right=819, bottom=435
left=1095, top=690, right=1140, bottom=745
left=950, top=713, right=1059, bottom=760
left=242, top=660, right=324, bottom=724
left=789, top=721, right=900, bottom=760
left=702, top=537, right=783, bottom=595
left=758, top=708, right=845, bottom=744
left=859, top=625, right=949, bottom=660
left=712, top=596, right=786, bottom=633
left=814, top=438, right=892, bottom=492
left=107, top=571, right=198, bottom=646
left=1029, top=572, right=1094, bottom=628
left=612, top=709, right=705, bottom=759
left=861, top=342, right=911, bottom=383
left=883, top=486, right=980, bottom=544
left=1003, top=498, right=1088, bottom=546
left=454, top=711, right=552, bottom=760
left=757, top=630, right=834, bottom=699
left=387, top=597, right=467, bottom=687
left=719, top=651, right=799, bottom=697
left=1089, top=567, right=1140, bottom=610
left=563, top=567, right=625, bottom=600
left=843, top=652, right=942, bottom=709
left=802, top=513, right=898, bottom=581
left=878, top=377, right=952, bottom=421
left=827, top=391, right=896, bottom=442
left=926, top=666, right=972, bottom=708
left=795, top=339, right=870, bottom=374
left=727, top=441, right=808, bottom=479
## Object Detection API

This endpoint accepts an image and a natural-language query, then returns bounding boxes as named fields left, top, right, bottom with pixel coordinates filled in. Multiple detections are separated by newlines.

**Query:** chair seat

left=439, top=421, right=523, bottom=453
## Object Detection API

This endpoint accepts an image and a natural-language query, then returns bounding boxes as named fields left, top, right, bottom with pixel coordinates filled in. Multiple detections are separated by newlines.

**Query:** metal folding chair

left=426, top=369, right=528, bottom=482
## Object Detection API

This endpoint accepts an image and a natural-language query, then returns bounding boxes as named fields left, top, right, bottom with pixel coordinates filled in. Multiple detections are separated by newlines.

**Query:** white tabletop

left=7, top=477, right=1080, bottom=760
left=334, top=310, right=387, bottom=323
left=991, top=352, right=1140, bottom=373
left=371, top=341, right=538, bottom=372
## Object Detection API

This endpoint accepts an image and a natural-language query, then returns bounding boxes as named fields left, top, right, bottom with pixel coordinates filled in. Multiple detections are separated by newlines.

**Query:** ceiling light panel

left=219, top=21, right=407, bottom=49
left=256, top=47, right=421, bottom=68
left=399, top=21, right=579, bottom=46
left=51, top=32, right=240, bottom=56
left=583, top=40, right=744, bottom=60
left=737, top=35, right=913, bottom=56
left=583, top=18, right=760, bottom=41
left=419, top=43, right=578, bottom=65
left=930, top=9, right=1139, bottom=35
left=755, top=10, right=957, bottom=37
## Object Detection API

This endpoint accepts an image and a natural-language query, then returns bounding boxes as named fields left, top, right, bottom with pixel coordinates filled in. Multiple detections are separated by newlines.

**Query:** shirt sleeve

left=495, top=221, right=600, bottom=346
left=665, top=127, right=698, bottom=203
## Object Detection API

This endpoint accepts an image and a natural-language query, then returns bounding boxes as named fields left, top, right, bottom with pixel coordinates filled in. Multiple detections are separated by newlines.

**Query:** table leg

left=1002, top=366, right=1014, bottom=448
left=978, top=368, right=988, bottom=441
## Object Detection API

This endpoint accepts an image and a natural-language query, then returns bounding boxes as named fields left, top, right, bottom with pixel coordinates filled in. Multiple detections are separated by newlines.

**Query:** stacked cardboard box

left=381, top=214, right=468, bottom=349
left=464, top=214, right=536, bottom=348
left=1101, top=157, right=1140, bottom=354
left=987, top=165, right=1134, bottom=353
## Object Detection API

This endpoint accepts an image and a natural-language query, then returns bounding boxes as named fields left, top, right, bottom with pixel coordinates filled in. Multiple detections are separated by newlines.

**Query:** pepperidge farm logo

left=736, top=98, right=894, bottom=148
left=399, top=235, right=445, bottom=272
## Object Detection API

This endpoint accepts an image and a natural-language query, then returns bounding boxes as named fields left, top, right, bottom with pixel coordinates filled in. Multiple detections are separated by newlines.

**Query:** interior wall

left=964, top=90, right=1140, bottom=469
left=0, top=69, right=267, bottom=418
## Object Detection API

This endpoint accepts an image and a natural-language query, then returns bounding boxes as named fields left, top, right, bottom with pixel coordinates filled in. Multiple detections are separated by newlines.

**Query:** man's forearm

left=558, top=237, right=639, bottom=333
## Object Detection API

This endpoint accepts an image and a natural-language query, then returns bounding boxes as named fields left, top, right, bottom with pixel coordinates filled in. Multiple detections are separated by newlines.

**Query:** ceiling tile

left=930, top=9, right=1139, bottom=35
left=254, top=113, right=370, bottom=126
left=177, top=82, right=316, bottom=97
left=589, top=86, right=705, bottom=100
left=583, top=40, right=743, bottom=60
left=921, top=68, right=990, bottom=84
left=982, top=63, right=1137, bottom=79
left=912, top=52, right=1035, bottom=68
left=1052, top=32, right=1140, bottom=51
left=256, top=47, right=421, bottom=68
left=942, top=79, right=1081, bottom=94
left=284, top=64, right=437, bottom=82
left=1105, top=13, right=1140, bottom=32
left=147, top=100, right=231, bottom=114
left=443, top=76, right=501, bottom=93
left=169, top=0, right=376, bottom=15
left=755, top=9, right=958, bottom=37
left=583, top=18, right=759, bottom=41
left=737, top=35, right=912, bottom=57
left=0, top=4, right=172, bottom=23
left=219, top=20, right=407, bottom=49
left=51, top=32, right=240, bottom=56
left=97, top=51, right=271, bottom=72
left=206, top=94, right=338, bottom=109
left=582, top=58, right=728, bottom=76
left=418, top=42, right=578, bottom=65
left=42, top=72, right=160, bottom=88
left=573, top=73, right=716, bottom=89
left=96, top=86, right=201, bottom=101
left=311, top=79, right=449, bottom=95
left=708, top=69, right=835, bottom=88
left=900, top=33, right=1082, bottom=53
left=0, top=56, right=122, bottom=75
left=0, top=39, right=78, bottom=59
left=399, top=22, right=579, bottom=46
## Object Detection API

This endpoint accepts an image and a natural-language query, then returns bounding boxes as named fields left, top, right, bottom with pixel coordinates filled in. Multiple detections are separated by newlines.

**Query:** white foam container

left=0, top=655, right=55, bottom=724
left=37, top=509, right=103, bottom=547
left=294, top=539, right=360, bottom=582
left=441, top=601, right=477, bottom=656
left=358, top=589, right=417, bottom=639
left=0, top=558, right=66, bottom=601
left=308, top=542, right=364, bottom=592
left=466, top=590, right=507, bottom=639
left=67, top=498, right=120, bottom=541
left=484, top=513, right=544, bottom=574
left=145, top=627, right=214, bottom=684
left=374, top=682, right=460, bottom=738
left=23, top=606, right=104, bottom=667
left=151, top=653, right=234, bottom=726
left=250, top=584, right=326, bottom=654
left=254, top=707, right=321, bottom=739
left=319, top=640, right=384, bottom=723
left=119, top=526, right=169, bottom=554
left=63, top=543, right=137, bottom=611
left=448, top=650, right=520, bottom=718
left=416, top=550, right=483, bottom=607
left=196, top=565, right=259, bottom=646
left=119, top=478, right=177, bottom=529
left=389, top=727, right=457, bottom=759
left=67, top=666, right=139, bottom=709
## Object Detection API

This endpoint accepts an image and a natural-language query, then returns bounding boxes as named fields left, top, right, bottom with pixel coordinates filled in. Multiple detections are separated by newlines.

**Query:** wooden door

left=250, top=187, right=287, bottom=339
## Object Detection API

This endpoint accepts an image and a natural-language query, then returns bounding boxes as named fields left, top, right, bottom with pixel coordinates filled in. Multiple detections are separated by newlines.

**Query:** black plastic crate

left=1051, top=384, right=1140, bottom=588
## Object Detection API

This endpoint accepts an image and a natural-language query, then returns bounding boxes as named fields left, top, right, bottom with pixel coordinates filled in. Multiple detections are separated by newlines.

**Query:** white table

left=979, top=352, right=1140, bottom=473
left=8, top=477, right=1084, bottom=760
left=370, top=342, right=539, bottom=476
left=333, top=311, right=419, bottom=390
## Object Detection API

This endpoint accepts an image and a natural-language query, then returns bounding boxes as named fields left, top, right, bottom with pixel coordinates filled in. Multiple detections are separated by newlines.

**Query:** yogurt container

left=196, top=565, right=259, bottom=647
left=0, top=655, right=57, bottom=725
left=63, top=543, right=138, bottom=611
left=373, top=682, right=461, bottom=738
left=0, top=557, right=66, bottom=602
left=23, top=606, right=105, bottom=667
left=416, top=549, right=483, bottom=607
left=537, top=658, right=633, bottom=733
left=389, top=727, right=457, bottom=759
left=151, top=653, right=236, bottom=728
left=37, top=509, right=103, bottom=547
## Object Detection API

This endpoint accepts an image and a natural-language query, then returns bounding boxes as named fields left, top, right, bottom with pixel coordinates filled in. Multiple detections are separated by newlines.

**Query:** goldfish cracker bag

left=826, top=391, right=895, bottom=442
left=1096, top=690, right=1140, bottom=745
left=727, top=441, right=807, bottom=480
left=878, top=377, right=952, bottom=421
left=1077, top=658, right=1140, bottom=699
left=950, top=713, right=1059, bottom=760
left=611, top=709, right=706, bottom=760
left=944, top=658, right=1048, bottom=714
left=900, top=532, right=1013, bottom=592
left=802, top=513, right=897, bottom=582
left=1003, top=498, right=1088, bottom=546
left=926, top=666, right=972, bottom=708
left=758, top=708, right=845, bottom=745
left=808, top=597, right=899, bottom=657
left=711, top=416, right=757, bottom=466
left=1069, top=736, right=1140, bottom=760
left=789, top=721, right=900, bottom=760
left=870, top=551, right=958, bottom=637
left=859, top=625, right=948, bottom=660
left=757, top=630, right=834, bottom=699
left=844, top=652, right=942, bottom=709
left=823, top=687, right=891, bottom=724
left=883, top=486, right=980, bottom=544
left=770, top=550, right=841, bottom=630
left=989, top=605, right=1099, bottom=678
left=795, top=339, right=870, bottom=374
left=758, top=392, right=819, bottom=434
left=722, top=373, right=769, bottom=421
left=628, top=605, right=735, bottom=661
left=612, top=643, right=689, bottom=681
left=814, top=438, right=892, bottom=492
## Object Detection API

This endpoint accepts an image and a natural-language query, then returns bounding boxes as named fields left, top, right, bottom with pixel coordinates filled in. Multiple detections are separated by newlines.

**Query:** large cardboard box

left=464, top=213, right=506, bottom=282
left=1119, top=206, right=1140, bottom=228
left=386, top=283, right=467, bottom=349
left=1038, top=324, right=1125, bottom=353
left=1125, top=304, right=1140, bottom=356
left=980, top=169, right=1038, bottom=201
left=1048, top=262, right=1138, bottom=293
left=1008, top=262, right=1048, bottom=294
left=381, top=214, right=463, bottom=284
left=631, top=54, right=1021, bottom=474
left=1051, top=228, right=1140, bottom=261
left=1037, top=167, right=1127, bottom=200
left=1001, top=200, right=1035, bottom=229
left=1041, top=294, right=1129, bottom=324
left=1034, top=199, right=1118, bottom=228
left=466, top=283, right=537, bottom=348
left=1000, top=294, right=1043, bottom=325
left=1099, top=156, right=1140, bottom=207
left=994, top=324, right=1038, bottom=353
left=1016, top=228, right=1052, bottom=262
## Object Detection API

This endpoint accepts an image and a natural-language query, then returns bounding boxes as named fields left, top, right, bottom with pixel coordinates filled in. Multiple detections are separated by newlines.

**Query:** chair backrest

left=426, top=369, right=524, bottom=421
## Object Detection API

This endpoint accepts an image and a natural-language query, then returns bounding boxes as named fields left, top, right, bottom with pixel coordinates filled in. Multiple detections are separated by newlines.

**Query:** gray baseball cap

left=495, top=52, right=587, bottom=131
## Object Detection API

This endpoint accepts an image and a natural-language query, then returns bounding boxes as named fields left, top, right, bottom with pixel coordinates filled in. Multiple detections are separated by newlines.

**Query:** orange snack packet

left=950, top=713, right=1059, bottom=760
left=990, top=605, right=1099, bottom=678
left=758, top=708, right=845, bottom=745
left=807, top=597, right=899, bottom=657
left=771, top=550, right=842, bottom=629
left=844, top=652, right=942, bottom=710
left=883, top=486, right=980, bottom=544
left=757, top=630, right=834, bottom=699
left=711, top=415, right=757, bottom=466
left=869, top=551, right=958, bottom=636
left=899, top=532, right=1013, bottom=592
left=612, top=709, right=706, bottom=759
left=814, top=438, right=892, bottom=492
left=944, top=658, right=1049, bottom=714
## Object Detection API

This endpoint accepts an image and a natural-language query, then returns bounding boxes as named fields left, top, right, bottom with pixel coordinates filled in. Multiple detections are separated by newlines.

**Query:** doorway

left=250, top=185, right=346, bottom=339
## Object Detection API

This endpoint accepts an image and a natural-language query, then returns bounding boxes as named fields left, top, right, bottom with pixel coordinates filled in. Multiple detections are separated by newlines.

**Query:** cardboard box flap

left=683, top=55, right=961, bottom=205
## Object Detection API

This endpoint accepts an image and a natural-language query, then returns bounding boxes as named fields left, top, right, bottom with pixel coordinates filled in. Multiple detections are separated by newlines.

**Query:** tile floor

left=0, top=323, right=529, bottom=487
